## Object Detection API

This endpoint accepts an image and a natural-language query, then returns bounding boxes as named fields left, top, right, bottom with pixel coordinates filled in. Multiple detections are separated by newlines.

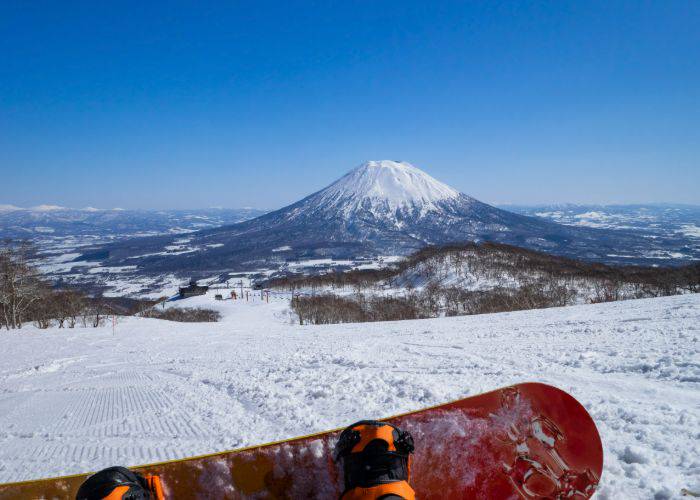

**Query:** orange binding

left=144, top=474, right=165, bottom=500
left=335, top=420, right=415, bottom=500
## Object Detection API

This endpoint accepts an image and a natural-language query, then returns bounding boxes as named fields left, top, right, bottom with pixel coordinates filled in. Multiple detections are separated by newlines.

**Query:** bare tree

left=0, top=241, right=44, bottom=329
left=52, top=290, right=85, bottom=328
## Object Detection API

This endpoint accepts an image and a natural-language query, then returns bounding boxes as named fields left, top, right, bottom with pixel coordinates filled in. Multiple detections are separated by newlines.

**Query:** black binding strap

left=342, top=451, right=411, bottom=490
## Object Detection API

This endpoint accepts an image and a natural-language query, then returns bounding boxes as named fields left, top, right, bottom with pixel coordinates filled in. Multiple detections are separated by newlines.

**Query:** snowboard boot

left=75, top=466, right=164, bottom=500
left=335, top=420, right=415, bottom=500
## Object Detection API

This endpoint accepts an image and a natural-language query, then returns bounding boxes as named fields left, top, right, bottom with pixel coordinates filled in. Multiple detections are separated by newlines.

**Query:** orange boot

left=76, top=466, right=164, bottom=500
left=335, top=420, right=415, bottom=500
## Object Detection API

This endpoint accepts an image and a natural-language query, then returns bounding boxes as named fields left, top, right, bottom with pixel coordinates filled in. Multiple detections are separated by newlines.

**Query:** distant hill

left=265, top=241, right=699, bottom=297
left=503, top=202, right=700, bottom=236
left=266, top=241, right=700, bottom=324
left=0, top=207, right=267, bottom=240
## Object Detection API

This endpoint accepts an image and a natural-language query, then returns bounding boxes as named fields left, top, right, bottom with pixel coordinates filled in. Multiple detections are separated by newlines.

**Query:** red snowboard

left=0, top=382, right=603, bottom=499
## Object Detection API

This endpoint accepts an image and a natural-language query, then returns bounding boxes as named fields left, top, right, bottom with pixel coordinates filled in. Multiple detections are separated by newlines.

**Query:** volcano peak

left=316, top=160, right=461, bottom=213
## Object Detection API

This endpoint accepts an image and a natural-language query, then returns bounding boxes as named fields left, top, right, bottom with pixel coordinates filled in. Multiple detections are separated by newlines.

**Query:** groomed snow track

left=0, top=293, right=698, bottom=498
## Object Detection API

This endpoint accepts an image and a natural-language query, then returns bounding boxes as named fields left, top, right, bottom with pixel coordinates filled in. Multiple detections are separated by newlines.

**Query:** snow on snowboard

left=0, top=383, right=602, bottom=499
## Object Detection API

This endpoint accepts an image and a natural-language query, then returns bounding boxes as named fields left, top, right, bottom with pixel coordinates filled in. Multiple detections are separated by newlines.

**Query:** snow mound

left=316, top=160, right=460, bottom=213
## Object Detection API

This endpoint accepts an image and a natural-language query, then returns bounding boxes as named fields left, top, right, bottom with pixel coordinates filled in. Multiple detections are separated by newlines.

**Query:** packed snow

left=0, top=292, right=698, bottom=499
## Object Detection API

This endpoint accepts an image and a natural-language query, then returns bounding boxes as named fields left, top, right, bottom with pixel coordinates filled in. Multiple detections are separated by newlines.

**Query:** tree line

left=290, top=284, right=577, bottom=325
left=0, top=241, right=160, bottom=330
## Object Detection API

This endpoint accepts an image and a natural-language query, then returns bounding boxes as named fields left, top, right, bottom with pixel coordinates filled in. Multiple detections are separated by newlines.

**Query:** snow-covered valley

left=0, top=292, right=698, bottom=498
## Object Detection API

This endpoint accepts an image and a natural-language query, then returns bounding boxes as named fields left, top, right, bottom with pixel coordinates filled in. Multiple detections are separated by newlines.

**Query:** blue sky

left=1, top=1, right=698, bottom=209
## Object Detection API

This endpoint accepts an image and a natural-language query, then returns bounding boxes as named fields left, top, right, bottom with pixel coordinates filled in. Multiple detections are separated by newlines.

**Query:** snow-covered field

left=0, top=292, right=698, bottom=499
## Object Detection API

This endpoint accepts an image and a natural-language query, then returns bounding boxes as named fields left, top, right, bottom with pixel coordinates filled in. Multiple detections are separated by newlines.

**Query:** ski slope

left=0, top=292, right=698, bottom=499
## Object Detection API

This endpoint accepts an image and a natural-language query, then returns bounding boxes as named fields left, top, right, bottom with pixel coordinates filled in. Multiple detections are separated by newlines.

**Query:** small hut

left=179, top=278, right=208, bottom=299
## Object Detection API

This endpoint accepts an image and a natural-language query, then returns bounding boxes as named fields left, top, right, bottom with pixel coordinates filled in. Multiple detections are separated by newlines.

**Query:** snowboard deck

left=0, top=382, right=603, bottom=499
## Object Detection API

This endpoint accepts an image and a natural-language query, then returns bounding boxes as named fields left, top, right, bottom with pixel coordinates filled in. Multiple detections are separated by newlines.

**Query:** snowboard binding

left=75, top=466, right=164, bottom=500
left=334, top=420, right=415, bottom=500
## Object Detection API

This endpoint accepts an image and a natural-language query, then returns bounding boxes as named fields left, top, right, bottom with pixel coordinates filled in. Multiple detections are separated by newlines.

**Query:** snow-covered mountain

left=85, top=160, right=697, bottom=274
left=234, top=159, right=545, bottom=250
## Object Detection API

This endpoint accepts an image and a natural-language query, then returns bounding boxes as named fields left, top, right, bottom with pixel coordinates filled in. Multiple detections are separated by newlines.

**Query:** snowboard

left=0, top=382, right=603, bottom=499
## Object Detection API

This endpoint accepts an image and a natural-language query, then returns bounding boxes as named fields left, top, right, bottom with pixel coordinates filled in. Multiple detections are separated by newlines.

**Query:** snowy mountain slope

left=0, top=293, right=697, bottom=499
left=84, top=160, right=697, bottom=276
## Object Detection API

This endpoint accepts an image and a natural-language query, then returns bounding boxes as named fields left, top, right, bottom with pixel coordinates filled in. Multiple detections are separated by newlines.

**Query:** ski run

left=0, top=292, right=698, bottom=499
